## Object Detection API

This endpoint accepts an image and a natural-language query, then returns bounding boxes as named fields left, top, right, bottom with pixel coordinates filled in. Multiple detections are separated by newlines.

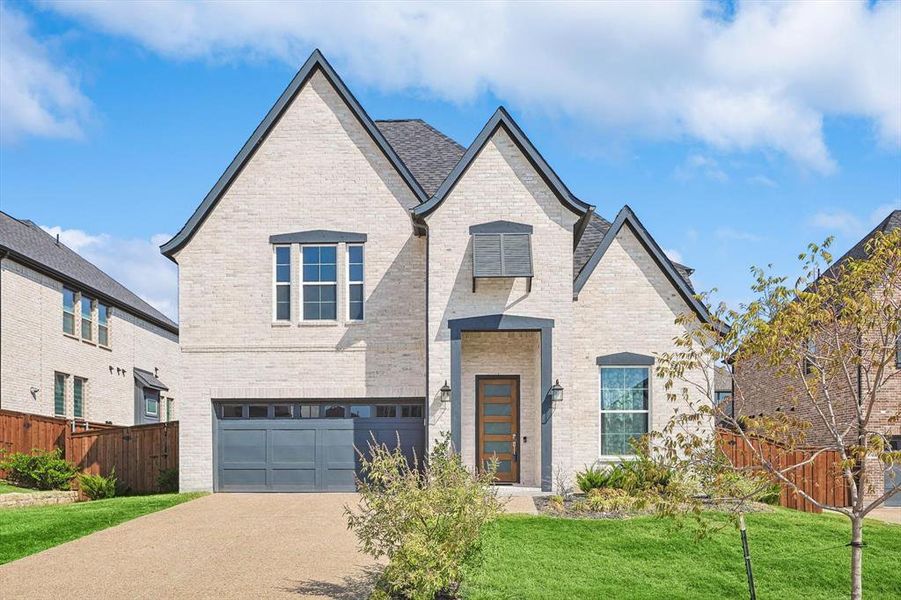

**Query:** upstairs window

left=63, top=288, right=76, bottom=335
left=302, top=245, right=337, bottom=320
left=273, top=246, right=292, bottom=321
left=81, top=296, right=94, bottom=342
left=98, top=303, right=110, bottom=347
left=470, top=221, right=533, bottom=292
left=347, top=244, right=364, bottom=321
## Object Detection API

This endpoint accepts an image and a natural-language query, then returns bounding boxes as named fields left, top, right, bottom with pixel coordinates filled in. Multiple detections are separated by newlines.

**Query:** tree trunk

left=850, top=516, right=863, bottom=600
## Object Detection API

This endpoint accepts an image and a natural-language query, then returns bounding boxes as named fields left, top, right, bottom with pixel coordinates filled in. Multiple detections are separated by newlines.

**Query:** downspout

left=424, top=227, right=430, bottom=451
left=0, top=249, right=5, bottom=410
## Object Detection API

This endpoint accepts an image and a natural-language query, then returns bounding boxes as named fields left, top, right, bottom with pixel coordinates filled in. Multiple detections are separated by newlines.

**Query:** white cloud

left=40, top=225, right=178, bottom=321
left=40, top=0, right=900, bottom=172
left=747, top=174, right=778, bottom=188
left=674, top=153, right=729, bottom=182
left=663, top=247, right=684, bottom=264
left=715, top=227, right=762, bottom=243
left=869, top=201, right=900, bottom=225
left=0, top=3, right=90, bottom=142
left=809, top=202, right=901, bottom=239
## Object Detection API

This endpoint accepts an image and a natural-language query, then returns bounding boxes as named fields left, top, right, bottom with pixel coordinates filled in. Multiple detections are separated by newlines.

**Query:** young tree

left=654, top=228, right=901, bottom=600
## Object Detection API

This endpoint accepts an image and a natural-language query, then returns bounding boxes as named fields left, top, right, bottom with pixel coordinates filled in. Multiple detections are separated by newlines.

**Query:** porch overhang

left=447, top=314, right=555, bottom=491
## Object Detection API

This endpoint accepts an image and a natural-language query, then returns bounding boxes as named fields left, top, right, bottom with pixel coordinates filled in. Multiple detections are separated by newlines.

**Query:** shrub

left=158, top=468, right=178, bottom=493
left=78, top=469, right=117, bottom=500
left=716, top=470, right=782, bottom=505
left=0, top=449, right=77, bottom=490
left=576, top=464, right=612, bottom=493
left=547, top=494, right=565, bottom=512
left=586, top=488, right=636, bottom=512
left=346, top=433, right=503, bottom=599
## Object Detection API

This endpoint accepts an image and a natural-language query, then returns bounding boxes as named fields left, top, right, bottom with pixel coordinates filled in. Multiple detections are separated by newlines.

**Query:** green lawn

left=463, top=509, right=901, bottom=599
left=0, top=493, right=205, bottom=564
left=0, top=481, right=32, bottom=494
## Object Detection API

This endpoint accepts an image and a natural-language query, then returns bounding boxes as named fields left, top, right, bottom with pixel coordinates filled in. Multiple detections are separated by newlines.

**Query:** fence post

left=64, top=425, right=73, bottom=463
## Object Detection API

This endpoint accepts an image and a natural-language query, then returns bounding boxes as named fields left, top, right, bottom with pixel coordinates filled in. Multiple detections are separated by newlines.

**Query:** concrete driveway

left=0, top=493, right=382, bottom=599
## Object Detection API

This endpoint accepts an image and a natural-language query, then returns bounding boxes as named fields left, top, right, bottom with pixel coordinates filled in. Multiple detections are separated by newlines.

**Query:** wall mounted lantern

left=550, top=379, right=564, bottom=402
left=439, top=380, right=452, bottom=403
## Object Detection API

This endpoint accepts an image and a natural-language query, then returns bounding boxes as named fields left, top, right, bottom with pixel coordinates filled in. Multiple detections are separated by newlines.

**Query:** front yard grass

left=0, top=492, right=205, bottom=564
left=463, top=508, right=901, bottom=599
left=0, top=481, right=32, bottom=494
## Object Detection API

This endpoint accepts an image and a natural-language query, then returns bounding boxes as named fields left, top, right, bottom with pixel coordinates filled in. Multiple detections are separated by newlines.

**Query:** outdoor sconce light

left=550, top=379, right=564, bottom=402
left=439, top=380, right=452, bottom=403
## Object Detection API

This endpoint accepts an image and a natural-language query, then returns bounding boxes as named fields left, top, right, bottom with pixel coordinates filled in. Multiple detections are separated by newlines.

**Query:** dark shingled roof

left=826, top=209, right=900, bottom=275
left=574, top=212, right=695, bottom=290
left=375, top=119, right=697, bottom=290
left=375, top=119, right=465, bottom=197
left=0, top=211, right=178, bottom=333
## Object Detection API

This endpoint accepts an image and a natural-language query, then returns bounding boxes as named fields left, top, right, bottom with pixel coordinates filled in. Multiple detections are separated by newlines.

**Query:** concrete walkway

left=867, top=507, right=901, bottom=525
left=0, top=493, right=382, bottom=599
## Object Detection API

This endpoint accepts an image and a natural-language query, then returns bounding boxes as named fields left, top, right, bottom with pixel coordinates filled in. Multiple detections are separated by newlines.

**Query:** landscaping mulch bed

left=534, top=494, right=773, bottom=519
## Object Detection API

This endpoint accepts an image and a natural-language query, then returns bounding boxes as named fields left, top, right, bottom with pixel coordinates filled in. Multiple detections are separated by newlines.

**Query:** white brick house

left=163, top=51, right=715, bottom=493
left=0, top=213, right=180, bottom=426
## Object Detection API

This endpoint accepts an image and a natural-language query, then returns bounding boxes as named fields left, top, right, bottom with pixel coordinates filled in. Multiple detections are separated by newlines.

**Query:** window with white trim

left=144, top=389, right=160, bottom=417
left=63, top=288, right=76, bottom=335
left=599, top=367, right=649, bottom=456
left=81, top=296, right=94, bottom=341
left=98, top=303, right=110, bottom=347
left=273, top=245, right=292, bottom=321
left=302, top=245, right=337, bottom=320
left=73, top=377, right=86, bottom=418
left=54, top=372, right=67, bottom=416
left=347, top=244, right=364, bottom=321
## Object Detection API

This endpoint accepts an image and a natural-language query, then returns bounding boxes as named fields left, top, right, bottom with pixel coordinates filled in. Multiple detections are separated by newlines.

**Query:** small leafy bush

left=346, top=433, right=503, bottom=600
left=0, top=449, right=77, bottom=490
left=716, top=470, right=782, bottom=505
left=78, top=469, right=117, bottom=500
left=547, top=494, right=565, bottom=512
left=158, top=468, right=178, bottom=493
left=576, top=464, right=612, bottom=493
left=586, top=488, right=636, bottom=512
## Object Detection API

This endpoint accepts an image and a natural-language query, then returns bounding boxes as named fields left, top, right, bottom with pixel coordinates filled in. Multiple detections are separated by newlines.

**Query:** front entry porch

left=448, top=315, right=554, bottom=491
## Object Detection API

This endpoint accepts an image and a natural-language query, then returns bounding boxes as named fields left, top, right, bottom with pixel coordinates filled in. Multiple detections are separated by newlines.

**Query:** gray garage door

left=886, top=437, right=901, bottom=507
left=214, top=401, right=425, bottom=492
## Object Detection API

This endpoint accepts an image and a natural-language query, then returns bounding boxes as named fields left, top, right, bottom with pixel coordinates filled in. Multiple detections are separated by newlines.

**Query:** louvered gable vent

left=469, top=221, right=534, bottom=291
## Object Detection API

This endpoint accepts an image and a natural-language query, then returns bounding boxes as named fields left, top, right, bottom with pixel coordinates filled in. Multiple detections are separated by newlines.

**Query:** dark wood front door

left=476, top=376, right=519, bottom=483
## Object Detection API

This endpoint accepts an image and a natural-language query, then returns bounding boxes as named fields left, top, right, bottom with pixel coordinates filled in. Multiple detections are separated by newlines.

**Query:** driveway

left=0, top=493, right=381, bottom=599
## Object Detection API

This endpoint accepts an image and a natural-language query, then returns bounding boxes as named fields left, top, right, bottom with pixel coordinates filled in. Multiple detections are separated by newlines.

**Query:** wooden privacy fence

left=717, top=428, right=851, bottom=513
left=67, top=422, right=178, bottom=494
left=0, top=409, right=178, bottom=494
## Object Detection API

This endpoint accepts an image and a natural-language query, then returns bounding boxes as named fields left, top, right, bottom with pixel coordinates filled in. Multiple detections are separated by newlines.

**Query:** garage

left=214, top=401, right=425, bottom=492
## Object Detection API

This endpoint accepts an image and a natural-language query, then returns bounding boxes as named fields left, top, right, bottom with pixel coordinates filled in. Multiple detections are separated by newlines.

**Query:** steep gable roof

left=160, top=50, right=428, bottom=260
left=0, top=211, right=178, bottom=334
left=574, top=211, right=695, bottom=290
left=375, top=119, right=465, bottom=197
left=411, top=107, right=592, bottom=219
left=824, top=209, right=900, bottom=277
left=574, top=205, right=718, bottom=329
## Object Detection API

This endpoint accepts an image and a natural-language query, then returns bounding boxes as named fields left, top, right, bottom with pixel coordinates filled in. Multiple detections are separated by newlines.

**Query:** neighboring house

left=162, top=50, right=716, bottom=493
left=735, top=210, right=901, bottom=506
left=0, top=212, right=180, bottom=425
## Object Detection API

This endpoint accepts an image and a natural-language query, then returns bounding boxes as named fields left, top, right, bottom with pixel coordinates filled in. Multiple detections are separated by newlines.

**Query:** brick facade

left=0, top=258, right=180, bottom=425
left=171, top=61, right=715, bottom=492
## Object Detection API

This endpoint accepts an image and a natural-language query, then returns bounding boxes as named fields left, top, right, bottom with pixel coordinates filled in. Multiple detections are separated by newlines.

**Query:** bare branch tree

left=654, top=228, right=901, bottom=600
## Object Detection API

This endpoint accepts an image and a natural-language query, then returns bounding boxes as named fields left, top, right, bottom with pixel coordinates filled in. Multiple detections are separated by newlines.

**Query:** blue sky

left=1, top=1, right=899, bottom=320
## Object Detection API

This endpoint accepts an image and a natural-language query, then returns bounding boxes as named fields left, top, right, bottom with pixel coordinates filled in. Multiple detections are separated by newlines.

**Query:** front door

left=477, top=376, right=519, bottom=483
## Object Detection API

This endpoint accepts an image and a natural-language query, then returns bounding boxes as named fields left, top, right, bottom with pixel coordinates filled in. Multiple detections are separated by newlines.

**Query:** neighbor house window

left=347, top=244, right=364, bottom=321
left=144, top=389, right=159, bottom=417
left=273, top=245, right=291, bottom=321
left=54, top=372, right=67, bottom=416
left=715, top=391, right=733, bottom=418
left=73, top=377, right=86, bottom=419
left=302, top=245, right=337, bottom=320
left=804, top=338, right=817, bottom=375
left=896, top=326, right=900, bottom=368
left=63, top=288, right=76, bottom=335
left=166, top=398, right=175, bottom=422
left=98, top=303, right=110, bottom=347
left=600, top=367, right=649, bottom=456
left=81, top=296, right=94, bottom=341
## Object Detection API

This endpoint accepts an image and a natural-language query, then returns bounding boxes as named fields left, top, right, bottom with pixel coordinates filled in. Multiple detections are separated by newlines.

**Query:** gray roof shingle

left=0, top=211, right=178, bottom=333
left=827, top=209, right=900, bottom=273
left=375, top=119, right=465, bottom=197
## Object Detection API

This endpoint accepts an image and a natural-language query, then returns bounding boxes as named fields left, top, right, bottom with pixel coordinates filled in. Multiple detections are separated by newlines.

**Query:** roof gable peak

left=160, top=49, right=427, bottom=260
left=412, top=106, right=592, bottom=219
